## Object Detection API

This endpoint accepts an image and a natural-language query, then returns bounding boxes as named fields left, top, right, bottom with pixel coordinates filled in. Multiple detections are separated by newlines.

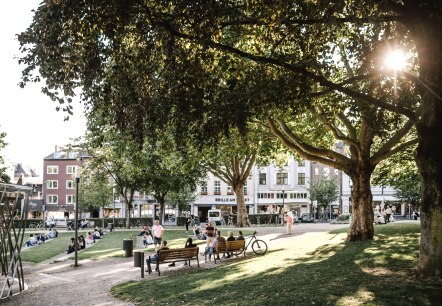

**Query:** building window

left=315, top=168, right=319, bottom=176
left=258, top=193, right=275, bottom=199
left=66, top=165, right=77, bottom=174
left=46, top=180, right=58, bottom=189
left=243, top=185, right=247, bottom=195
left=259, top=173, right=266, bottom=185
left=66, top=180, right=75, bottom=189
left=214, top=181, right=221, bottom=194
left=200, top=182, right=207, bottom=195
left=298, top=173, right=306, bottom=185
left=276, top=173, right=288, bottom=185
left=66, top=195, right=76, bottom=204
left=276, top=192, right=287, bottom=199
left=46, top=195, right=58, bottom=204
left=227, top=185, right=234, bottom=194
left=298, top=160, right=305, bottom=167
left=324, top=167, right=330, bottom=177
left=47, top=166, right=58, bottom=174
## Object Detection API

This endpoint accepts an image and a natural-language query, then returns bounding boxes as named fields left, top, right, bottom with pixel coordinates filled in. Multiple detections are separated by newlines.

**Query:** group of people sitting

left=67, top=235, right=86, bottom=254
left=143, top=224, right=246, bottom=273
left=138, top=225, right=154, bottom=246
left=204, top=228, right=245, bottom=260
left=66, top=227, right=103, bottom=254
left=25, top=228, right=59, bottom=247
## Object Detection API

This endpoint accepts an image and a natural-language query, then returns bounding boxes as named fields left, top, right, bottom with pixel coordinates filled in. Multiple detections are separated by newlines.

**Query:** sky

left=1, top=1, right=86, bottom=176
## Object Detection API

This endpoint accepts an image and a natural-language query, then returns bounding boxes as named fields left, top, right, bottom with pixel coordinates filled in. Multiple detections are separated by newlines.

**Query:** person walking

left=152, top=220, right=165, bottom=251
left=287, top=211, right=294, bottom=234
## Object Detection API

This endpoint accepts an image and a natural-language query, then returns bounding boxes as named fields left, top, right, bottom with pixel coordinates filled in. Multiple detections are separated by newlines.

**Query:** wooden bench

left=147, top=247, right=199, bottom=276
left=207, top=240, right=246, bottom=263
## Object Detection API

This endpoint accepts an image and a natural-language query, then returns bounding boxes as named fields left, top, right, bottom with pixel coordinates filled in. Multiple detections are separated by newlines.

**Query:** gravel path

left=2, top=223, right=349, bottom=306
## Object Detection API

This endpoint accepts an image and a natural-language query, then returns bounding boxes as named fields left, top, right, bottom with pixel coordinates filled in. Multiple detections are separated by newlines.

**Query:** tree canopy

left=18, top=0, right=442, bottom=276
left=0, top=130, right=10, bottom=183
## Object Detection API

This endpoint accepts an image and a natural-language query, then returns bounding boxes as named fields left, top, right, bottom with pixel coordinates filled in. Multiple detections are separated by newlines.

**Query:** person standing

left=287, top=211, right=294, bottom=234
left=152, top=220, right=165, bottom=251
left=385, top=206, right=392, bottom=223
left=205, top=221, right=215, bottom=247
left=185, top=217, right=191, bottom=232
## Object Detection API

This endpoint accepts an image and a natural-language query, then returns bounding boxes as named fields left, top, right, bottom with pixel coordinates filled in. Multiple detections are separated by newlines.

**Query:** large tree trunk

left=123, top=198, right=131, bottom=229
left=347, top=171, right=374, bottom=242
left=408, top=12, right=442, bottom=277
left=234, top=184, right=249, bottom=227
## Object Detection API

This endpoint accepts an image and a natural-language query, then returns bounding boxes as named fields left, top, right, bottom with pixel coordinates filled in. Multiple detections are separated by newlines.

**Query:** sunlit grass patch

left=112, top=223, right=442, bottom=306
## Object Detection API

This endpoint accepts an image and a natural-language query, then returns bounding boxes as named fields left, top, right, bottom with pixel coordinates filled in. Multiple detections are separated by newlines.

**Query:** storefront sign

left=214, top=197, right=250, bottom=202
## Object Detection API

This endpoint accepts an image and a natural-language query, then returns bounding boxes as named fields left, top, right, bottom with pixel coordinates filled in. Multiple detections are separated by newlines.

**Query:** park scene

left=1, top=1, right=442, bottom=305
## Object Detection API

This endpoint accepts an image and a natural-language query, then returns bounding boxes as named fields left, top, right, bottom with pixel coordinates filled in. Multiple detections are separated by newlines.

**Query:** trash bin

left=123, top=239, right=133, bottom=257
left=108, top=223, right=114, bottom=232
left=134, top=251, right=144, bottom=268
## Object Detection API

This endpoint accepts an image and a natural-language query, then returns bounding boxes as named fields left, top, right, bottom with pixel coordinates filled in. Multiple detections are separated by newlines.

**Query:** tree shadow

left=112, top=225, right=442, bottom=305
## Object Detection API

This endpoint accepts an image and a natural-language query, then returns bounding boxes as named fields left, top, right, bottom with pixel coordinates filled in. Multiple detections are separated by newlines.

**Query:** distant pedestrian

left=185, top=217, right=191, bottom=232
left=386, top=206, right=392, bottom=223
left=286, top=211, right=294, bottom=234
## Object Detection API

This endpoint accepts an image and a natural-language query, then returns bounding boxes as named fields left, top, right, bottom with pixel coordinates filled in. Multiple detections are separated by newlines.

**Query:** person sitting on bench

left=145, top=240, right=169, bottom=273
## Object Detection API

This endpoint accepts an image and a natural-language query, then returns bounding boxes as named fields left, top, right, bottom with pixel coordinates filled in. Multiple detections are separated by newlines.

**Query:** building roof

left=44, top=151, right=89, bottom=160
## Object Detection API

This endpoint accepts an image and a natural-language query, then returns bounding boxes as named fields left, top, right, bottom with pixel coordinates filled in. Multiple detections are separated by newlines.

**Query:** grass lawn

left=21, top=228, right=252, bottom=263
left=111, top=223, right=442, bottom=306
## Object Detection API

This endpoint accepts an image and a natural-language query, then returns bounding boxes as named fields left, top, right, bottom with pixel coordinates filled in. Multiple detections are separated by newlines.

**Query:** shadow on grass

left=112, top=223, right=442, bottom=306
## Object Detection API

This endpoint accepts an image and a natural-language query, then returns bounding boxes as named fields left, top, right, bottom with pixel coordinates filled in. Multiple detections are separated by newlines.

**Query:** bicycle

left=234, top=231, right=268, bottom=256
left=29, top=222, right=43, bottom=230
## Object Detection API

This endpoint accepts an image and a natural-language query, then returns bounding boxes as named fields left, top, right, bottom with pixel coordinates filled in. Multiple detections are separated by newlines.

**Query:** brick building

left=43, top=148, right=87, bottom=219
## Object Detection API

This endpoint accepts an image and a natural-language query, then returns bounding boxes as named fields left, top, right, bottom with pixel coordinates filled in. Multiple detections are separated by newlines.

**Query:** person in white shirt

left=151, top=220, right=164, bottom=251
left=286, top=212, right=294, bottom=234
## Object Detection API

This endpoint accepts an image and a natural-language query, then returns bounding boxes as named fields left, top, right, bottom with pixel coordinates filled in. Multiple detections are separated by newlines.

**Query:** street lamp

left=112, top=186, right=116, bottom=232
left=74, top=167, right=80, bottom=267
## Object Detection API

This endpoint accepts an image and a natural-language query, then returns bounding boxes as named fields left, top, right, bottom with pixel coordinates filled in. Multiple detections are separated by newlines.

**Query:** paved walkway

left=2, top=223, right=350, bottom=306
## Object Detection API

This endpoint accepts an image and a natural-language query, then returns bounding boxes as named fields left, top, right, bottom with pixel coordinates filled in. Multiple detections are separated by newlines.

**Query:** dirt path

left=2, top=224, right=349, bottom=306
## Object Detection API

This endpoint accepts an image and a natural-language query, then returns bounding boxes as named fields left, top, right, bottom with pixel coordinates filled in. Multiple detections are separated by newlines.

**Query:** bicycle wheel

left=251, top=239, right=268, bottom=255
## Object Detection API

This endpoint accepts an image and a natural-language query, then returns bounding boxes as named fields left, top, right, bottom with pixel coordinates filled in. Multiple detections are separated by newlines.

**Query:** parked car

left=301, top=213, right=314, bottom=223
left=52, top=218, right=68, bottom=228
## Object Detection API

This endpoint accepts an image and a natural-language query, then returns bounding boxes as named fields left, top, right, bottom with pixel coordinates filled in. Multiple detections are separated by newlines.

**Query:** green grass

left=20, top=228, right=252, bottom=263
left=111, top=223, right=442, bottom=306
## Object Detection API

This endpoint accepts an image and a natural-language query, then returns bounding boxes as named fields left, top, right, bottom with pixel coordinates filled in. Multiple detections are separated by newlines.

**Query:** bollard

left=134, top=251, right=145, bottom=278
left=123, top=239, right=134, bottom=257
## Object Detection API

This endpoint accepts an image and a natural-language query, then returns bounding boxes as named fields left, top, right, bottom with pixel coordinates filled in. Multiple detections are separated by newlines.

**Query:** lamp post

left=282, top=190, right=285, bottom=225
left=113, top=187, right=116, bottom=231
left=74, top=167, right=80, bottom=267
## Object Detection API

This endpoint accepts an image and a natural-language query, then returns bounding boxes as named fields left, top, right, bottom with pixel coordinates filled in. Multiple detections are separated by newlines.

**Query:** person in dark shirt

left=205, top=222, right=216, bottom=247
left=214, top=231, right=226, bottom=260
left=226, top=231, right=236, bottom=258
left=169, top=238, right=197, bottom=267
left=237, top=231, right=245, bottom=240
left=145, top=240, right=169, bottom=273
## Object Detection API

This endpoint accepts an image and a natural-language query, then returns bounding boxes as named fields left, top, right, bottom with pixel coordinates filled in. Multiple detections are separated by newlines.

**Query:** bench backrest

left=158, top=247, right=199, bottom=261
left=226, top=240, right=245, bottom=251
left=216, top=240, right=227, bottom=252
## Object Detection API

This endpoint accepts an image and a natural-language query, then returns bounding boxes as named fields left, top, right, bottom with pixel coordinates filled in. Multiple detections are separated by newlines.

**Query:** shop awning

left=45, top=204, right=75, bottom=212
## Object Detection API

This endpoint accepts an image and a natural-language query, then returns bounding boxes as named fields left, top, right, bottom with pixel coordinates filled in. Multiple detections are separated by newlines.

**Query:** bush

left=330, top=213, right=351, bottom=224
